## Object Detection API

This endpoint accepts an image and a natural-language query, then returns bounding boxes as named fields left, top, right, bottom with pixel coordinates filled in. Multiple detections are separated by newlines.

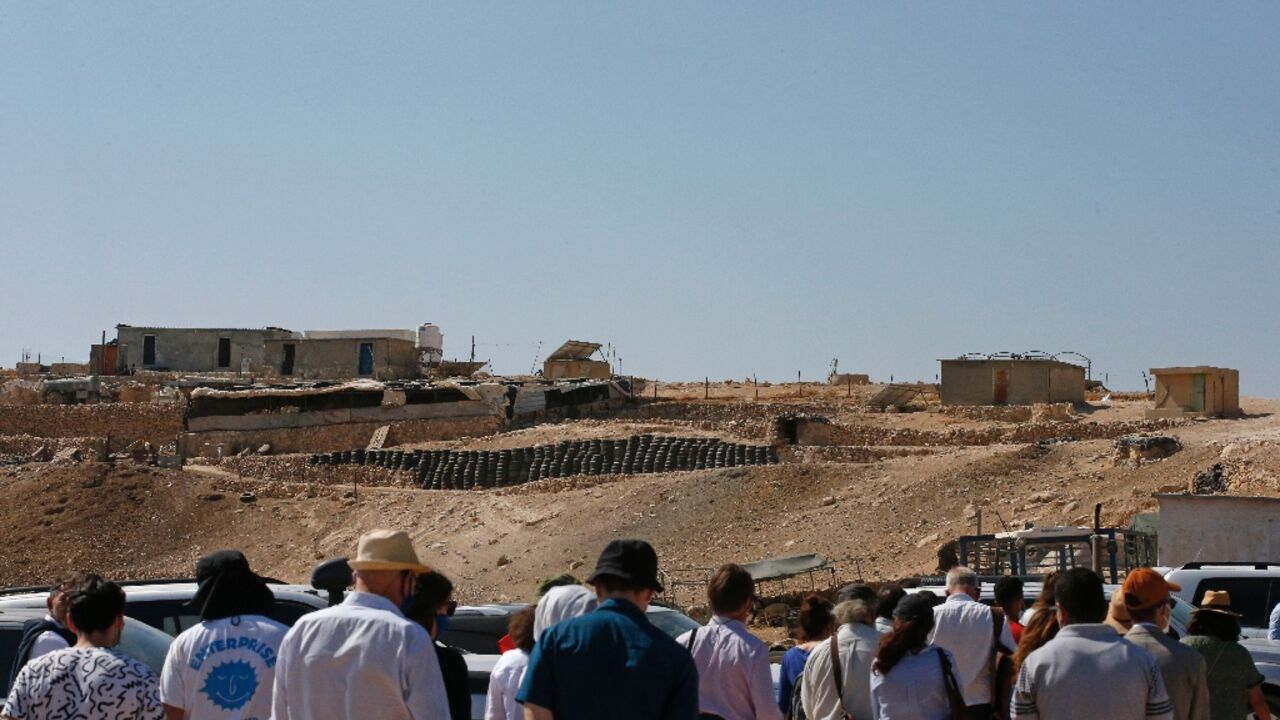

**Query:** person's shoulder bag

left=936, top=648, right=969, bottom=720
left=990, top=607, right=1016, bottom=720
left=827, top=633, right=854, bottom=720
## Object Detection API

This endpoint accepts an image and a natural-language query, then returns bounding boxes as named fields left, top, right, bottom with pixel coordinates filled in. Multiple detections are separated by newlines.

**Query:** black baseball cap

left=586, top=539, right=664, bottom=592
left=893, top=594, right=937, bottom=624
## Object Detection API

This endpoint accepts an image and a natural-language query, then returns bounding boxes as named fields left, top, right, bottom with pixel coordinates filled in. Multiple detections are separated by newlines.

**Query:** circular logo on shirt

left=202, top=659, right=258, bottom=710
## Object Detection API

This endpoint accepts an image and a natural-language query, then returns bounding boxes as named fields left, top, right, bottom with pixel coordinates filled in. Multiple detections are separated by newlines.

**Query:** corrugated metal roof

left=546, top=340, right=602, bottom=361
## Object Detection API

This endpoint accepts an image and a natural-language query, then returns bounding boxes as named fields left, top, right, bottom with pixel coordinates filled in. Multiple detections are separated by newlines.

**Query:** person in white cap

left=271, top=529, right=449, bottom=720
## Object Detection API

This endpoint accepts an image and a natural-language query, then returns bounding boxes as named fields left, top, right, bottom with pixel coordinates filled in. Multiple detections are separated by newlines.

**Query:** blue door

left=358, top=343, right=374, bottom=375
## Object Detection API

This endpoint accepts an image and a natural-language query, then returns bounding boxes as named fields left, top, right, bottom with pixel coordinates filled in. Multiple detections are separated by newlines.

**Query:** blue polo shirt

left=516, top=598, right=699, bottom=720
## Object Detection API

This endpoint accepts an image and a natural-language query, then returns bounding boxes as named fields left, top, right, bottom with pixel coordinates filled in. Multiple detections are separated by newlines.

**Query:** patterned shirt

left=3, top=646, right=163, bottom=719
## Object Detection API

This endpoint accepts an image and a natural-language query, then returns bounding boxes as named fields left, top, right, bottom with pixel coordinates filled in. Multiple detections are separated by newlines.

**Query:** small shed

left=543, top=340, right=610, bottom=380
left=939, top=357, right=1084, bottom=406
left=1147, top=366, right=1240, bottom=419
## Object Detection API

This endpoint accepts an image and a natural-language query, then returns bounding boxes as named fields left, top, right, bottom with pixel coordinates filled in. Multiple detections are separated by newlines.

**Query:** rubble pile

left=820, top=418, right=1183, bottom=447
left=308, top=434, right=778, bottom=490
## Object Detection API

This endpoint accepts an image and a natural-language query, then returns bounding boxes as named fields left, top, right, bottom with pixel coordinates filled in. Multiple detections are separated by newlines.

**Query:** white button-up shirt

left=270, top=591, right=449, bottom=720
left=677, top=616, right=782, bottom=720
left=929, top=593, right=1014, bottom=706
left=801, top=621, right=880, bottom=720
left=28, top=614, right=71, bottom=661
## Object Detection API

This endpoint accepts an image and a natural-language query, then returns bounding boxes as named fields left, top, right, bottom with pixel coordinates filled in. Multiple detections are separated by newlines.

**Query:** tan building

left=543, top=340, right=611, bottom=380
left=262, top=337, right=420, bottom=380
left=1147, top=366, right=1240, bottom=419
left=939, top=357, right=1085, bottom=406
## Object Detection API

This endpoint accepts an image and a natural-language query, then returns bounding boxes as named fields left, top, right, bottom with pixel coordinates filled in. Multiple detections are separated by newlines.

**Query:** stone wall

left=0, top=403, right=183, bottom=445
left=0, top=434, right=108, bottom=459
left=178, top=415, right=504, bottom=458
left=794, top=417, right=1184, bottom=447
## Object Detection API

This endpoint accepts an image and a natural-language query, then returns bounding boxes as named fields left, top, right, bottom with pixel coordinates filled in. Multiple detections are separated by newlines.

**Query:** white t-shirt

left=484, top=648, right=530, bottom=720
left=3, top=646, right=163, bottom=719
left=160, top=615, right=288, bottom=720
left=27, top=615, right=72, bottom=662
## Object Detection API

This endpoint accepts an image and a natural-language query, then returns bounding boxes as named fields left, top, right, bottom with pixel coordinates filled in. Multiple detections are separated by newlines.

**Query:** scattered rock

left=821, top=496, right=837, bottom=507
left=198, top=493, right=225, bottom=502
left=496, top=555, right=511, bottom=567
left=1027, top=491, right=1057, bottom=505
left=1192, top=463, right=1228, bottom=495
left=257, top=444, right=272, bottom=455
left=916, top=532, right=940, bottom=548
left=1062, top=500, right=1080, bottom=513
left=1114, top=435, right=1182, bottom=464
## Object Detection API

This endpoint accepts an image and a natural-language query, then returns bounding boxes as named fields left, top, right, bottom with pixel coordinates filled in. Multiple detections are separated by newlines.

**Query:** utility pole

left=469, top=336, right=475, bottom=364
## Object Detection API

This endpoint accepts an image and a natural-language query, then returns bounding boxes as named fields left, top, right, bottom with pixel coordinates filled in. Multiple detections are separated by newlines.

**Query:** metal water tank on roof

left=417, top=323, right=444, bottom=365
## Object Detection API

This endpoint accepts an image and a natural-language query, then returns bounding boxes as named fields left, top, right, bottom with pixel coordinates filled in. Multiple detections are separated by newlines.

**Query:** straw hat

left=347, top=529, right=431, bottom=573
left=1197, top=590, right=1242, bottom=617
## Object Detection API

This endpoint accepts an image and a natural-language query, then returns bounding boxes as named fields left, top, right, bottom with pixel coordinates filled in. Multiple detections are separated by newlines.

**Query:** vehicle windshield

left=119, top=617, right=174, bottom=673
left=647, top=609, right=701, bottom=639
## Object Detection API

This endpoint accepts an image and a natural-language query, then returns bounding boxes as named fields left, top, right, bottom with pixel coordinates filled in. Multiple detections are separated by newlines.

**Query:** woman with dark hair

left=1180, top=590, right=1270, bottom=720
left=875, top=585, right=906, bottom=634
left=1012, top=571, right=1060, bottom=675
left=778, top=594, right=834, bottom=719
left=486, top=606, right=536, bottom=720
left=869, top=594, right=961, bottom=720
left=405, top=571, right=470, bottom=720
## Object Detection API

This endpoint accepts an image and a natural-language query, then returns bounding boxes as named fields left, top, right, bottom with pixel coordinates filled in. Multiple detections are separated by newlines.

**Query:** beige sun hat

left=347, top=529, right=431, bottom=573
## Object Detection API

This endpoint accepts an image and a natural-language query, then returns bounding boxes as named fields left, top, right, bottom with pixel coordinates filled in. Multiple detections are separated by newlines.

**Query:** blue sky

left=2, top=3, right=1277, bottom=393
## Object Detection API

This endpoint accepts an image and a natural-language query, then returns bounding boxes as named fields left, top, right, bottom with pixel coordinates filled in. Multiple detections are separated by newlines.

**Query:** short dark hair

left=1188, top=610, right=1241, bottom=642
left=797, top=594, right=834, bottom=641
left=67, top=575, right=125, bottom=635
left=1055, top=568, right=1107, bottom=624
left=707, top=564, right=755, bottom=615
left=876, top=585, right=906, bottom=620
left=404, top=571, right=453, bottom=627
left=994, top=577, right=1024, bottom=607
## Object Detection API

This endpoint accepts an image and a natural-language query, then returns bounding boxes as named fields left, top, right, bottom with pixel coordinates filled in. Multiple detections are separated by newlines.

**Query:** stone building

left=114, top=325, right=296, bottom=373
left=1147, top=366, right=1240, bottom=419
left=262, top=336, right=420, bottom=380
left=939, top=357, right=1085, bottom=406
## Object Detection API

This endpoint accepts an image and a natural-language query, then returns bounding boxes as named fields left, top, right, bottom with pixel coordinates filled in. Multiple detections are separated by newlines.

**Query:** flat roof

left=1149, top=366, right=1238, bottom=375
left=939, top=358, right=1084, bottom=368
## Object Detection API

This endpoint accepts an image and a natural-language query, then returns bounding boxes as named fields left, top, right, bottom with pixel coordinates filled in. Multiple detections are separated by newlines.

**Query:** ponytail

left=873, top=614, right=933, bottom=676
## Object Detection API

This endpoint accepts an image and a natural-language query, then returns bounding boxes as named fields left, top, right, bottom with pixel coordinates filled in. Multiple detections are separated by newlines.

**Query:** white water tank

left=417, top=323, right=444, bottom=366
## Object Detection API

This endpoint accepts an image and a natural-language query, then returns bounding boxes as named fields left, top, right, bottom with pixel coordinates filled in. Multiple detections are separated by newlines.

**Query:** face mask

left=435, top=613, right=451, bottom=637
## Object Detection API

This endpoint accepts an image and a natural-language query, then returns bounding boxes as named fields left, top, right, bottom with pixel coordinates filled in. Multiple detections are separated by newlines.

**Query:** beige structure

left=262, top=337, right=419, bottom=380
left=543, top=340, right=611, bottom=380
left=1154, top=494, right=1279, bottom=566
left=939, top=358, right=1084, bottom=406
left=1146, top=366, right=1240, bottom=419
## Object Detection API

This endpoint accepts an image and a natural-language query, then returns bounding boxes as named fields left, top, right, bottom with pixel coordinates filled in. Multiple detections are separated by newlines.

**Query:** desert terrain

left=2, top=383, right=1277, bottom=610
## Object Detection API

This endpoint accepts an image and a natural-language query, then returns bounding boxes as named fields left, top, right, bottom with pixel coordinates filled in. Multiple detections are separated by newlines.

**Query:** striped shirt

left=1011, top=623, right=1172, bottom=720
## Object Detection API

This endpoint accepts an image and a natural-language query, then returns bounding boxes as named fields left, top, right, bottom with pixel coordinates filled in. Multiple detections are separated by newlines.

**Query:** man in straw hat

left=1120, top=569, right=1209, bottom=720
left=271, top=529, right=448, bottom=720
left=517, top=538, right=698, bottom=720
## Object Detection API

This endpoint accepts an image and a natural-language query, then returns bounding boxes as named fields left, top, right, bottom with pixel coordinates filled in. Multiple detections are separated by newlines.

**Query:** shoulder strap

left=991, top=606, right=1012, bottom=654
left=938, top=648, right=968, bottom=718
left=685, top=627, right=698, bottom=651
left=829, top=632, right=844, bottom=701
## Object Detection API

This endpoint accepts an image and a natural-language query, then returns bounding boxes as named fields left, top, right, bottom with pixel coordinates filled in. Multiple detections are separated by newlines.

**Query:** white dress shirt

left=27, top=615, right=71, bottom=661
left=270, top=591, right=449, bottom=720
left=801, top=621, right=879, bottom=720
left=677, top=616, right=782, bottom=720
left=928, top=593, right=1014, bottom=707
left=484, top=648, right=529, bottom=720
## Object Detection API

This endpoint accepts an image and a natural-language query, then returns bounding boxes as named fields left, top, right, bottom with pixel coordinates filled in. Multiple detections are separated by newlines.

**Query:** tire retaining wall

left=308, top=434, right=778, bottom=490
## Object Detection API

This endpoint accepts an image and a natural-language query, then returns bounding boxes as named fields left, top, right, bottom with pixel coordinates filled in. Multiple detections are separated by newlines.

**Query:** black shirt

left=436, top=642, right=471, bottom=720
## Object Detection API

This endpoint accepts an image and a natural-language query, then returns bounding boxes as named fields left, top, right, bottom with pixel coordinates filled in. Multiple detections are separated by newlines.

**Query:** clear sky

left=2, top=3, right=1277, bottom=393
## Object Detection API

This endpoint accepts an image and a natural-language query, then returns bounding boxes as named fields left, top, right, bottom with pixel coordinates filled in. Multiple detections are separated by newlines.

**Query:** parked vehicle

left=1163, top=562, right=1280, bottom=638
left=0, top=606, right=174, bottom=697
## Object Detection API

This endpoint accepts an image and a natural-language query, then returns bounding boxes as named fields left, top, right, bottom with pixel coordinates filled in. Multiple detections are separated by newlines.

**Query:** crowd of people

left=0, top=531, right=1274, bottom=720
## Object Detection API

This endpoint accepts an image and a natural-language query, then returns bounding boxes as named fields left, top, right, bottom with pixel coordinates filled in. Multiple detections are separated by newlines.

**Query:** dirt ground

left=1, top=394, right=1277, bottom=612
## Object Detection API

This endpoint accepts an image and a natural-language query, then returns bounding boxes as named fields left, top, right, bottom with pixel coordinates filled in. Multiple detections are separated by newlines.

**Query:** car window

left=0, top=627, right=21, bottom=696
left=269, top=600, right=320, bottom=627
left=119, top=618, right=174, bottom=674
left=125, top=599, right=194, bottom=636
left=647, top=610, right=701, bottom=639
left=1191, top=578, right=1271, bottom=627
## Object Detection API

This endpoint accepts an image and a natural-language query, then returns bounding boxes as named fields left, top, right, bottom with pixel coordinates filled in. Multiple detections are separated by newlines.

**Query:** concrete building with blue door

left=262, top=335, right=420, bottom=380
left=1147, top=366, right=1240, bottom=418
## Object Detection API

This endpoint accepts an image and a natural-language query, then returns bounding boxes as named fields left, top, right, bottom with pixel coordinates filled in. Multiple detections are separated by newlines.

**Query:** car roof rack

left=1179, top=562, right=1279, bottom=570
